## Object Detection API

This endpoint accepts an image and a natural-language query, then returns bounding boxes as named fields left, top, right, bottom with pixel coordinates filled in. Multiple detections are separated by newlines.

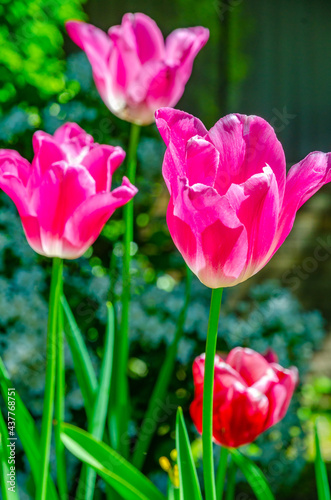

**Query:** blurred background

left=1, top=0, right=331, bottom=498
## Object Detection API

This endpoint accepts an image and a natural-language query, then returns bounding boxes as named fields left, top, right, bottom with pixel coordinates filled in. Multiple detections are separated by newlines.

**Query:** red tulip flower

left=190, top=348, right=298, bottom=448
left=0, top=123, right=137, bottom=259
left=155, top=108, right=331, bottom=288
left=66, top=14, right=209, bottom=125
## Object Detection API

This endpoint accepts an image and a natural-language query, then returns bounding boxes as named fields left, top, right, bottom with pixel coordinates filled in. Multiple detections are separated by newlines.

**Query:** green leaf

left=229, top=449, right=275, bottom=500
left=167, top=481, right=180, bottom=500
left=61, top=295, right=98, bottom=419
left=315, top=421, right=331, bottom=500
left=61, top=423, right=166, bottom=500
left=0, top=358, right=58, bottom=500
left=0, top=408, right=20, bottom=500
left=175, top=408, right=202, bottom=500
left=84, top=303, right=115, bottom=500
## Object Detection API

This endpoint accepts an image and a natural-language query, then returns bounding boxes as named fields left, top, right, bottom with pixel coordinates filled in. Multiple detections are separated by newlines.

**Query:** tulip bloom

left=66, top=14, right=209, bottom=125
left=0, top=122, right=137, bottom=259
left=190, top=348, right=298, bottom=448
left=155, top=108, right=331, bottom=288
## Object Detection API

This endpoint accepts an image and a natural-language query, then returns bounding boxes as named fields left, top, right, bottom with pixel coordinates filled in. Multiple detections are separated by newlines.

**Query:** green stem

left=132, top=267, right=193, bottom=470
left=225, top=459, right=236, bottom=500
left=55, top=280, right=68, bottom=499
left=118, top=122, right=141, bottom=458
left=216, top=447, right=229, bottom=500
left=202, top=288, right=223, bottom=500
left=37, top=258, right=63, bottom=500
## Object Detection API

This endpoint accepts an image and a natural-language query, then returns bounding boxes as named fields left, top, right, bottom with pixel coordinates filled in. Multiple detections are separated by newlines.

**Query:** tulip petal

left=206, top=114, right=286, bottom=199
left=270, top=151, right=331, bottom=256
left=212, top=385, right=269, bottom=447
left=155, top=108, right=208, bottom=195
left=66, top=21, right=112, bottom=76
left=0, top=150, right=32, bottom=215
left=121, top=13, right=165, bottom=64
left=32, top=131, right=66, bottom=178
left=82, top=145, right=126, bottom=192
left=226, top=348, right=275, bottom=386
left=165, top=27, right=209, bottom=79
left=63, top=177, right=137, bottom=258
left=264, top=364, right=298, bottom=428
left=35, top=162, right=96, bottom=256
left=186, top=136, right=219, bottom=187
left=169, top=178, right=249, bottom=287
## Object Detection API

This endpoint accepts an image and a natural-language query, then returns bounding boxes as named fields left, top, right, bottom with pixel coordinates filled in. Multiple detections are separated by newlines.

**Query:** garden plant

left=0, top=7, right=330, bottom=500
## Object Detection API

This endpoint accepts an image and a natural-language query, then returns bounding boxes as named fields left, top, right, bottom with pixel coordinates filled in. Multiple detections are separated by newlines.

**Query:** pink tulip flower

left=155, top=108, right=331, bottom=288
left=0, top=122, right=137, bottom=259
left=190, top=348, right=298, bottom=448
left=66, top=14, right=209, bottom=125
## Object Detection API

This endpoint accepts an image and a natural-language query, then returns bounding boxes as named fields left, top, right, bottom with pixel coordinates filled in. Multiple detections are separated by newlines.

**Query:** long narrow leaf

left=0, top=358, right=58, bottom=500
left=61, top=295, right=98, bottom=419
left=229, top=449, right=275, bottom=500
left=315, top=421, right=331, bottom=500
left=176, top=408, right=202, bottom=500
left=61, top=423, right=166, bottom=500
left=167, top=481, right=180, bottom=500
left=83, top=303, right=115, bottom=500
left=0, top=408, right=20, bottom=500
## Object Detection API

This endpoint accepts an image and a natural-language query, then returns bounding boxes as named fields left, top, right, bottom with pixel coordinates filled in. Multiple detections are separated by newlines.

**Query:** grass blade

left=83, top=303, right=115, bottom=500
left=0, top=408, right=20, bottom=499
left=61, top=295, right=98, bottom=420
left=176, top=407, right=202, bottom=500
left=61, top=423, right=166, bottom=500
left=315, top=421, right=331, bottom=500
left=0, top=357, right=58, bottom=500
left=229, top=449, right=275, bottom=500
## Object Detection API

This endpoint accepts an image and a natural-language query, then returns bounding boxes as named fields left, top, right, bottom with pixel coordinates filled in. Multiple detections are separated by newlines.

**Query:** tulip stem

left=118, top=122, right=141, bottom=458
left=55, top=279, right=68, bottom=499
left=132, top=266, right=193, bottom=470
left=216, top=447, right=229, bottom=499
left=37, top=257, right=63, bottom=500
left=203, top=287, right=223, bottom=500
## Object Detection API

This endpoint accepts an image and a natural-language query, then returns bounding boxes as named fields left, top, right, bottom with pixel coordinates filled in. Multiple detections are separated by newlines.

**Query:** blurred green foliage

left=0, top=0, right=85, bottom=109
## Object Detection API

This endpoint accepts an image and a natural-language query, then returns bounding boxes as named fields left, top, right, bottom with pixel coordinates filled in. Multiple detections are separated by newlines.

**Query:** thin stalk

left=225, top=459, right=236, bottom=500
left=55, top=280, right=68, bottom=499
left=216, top=447, right=229, bottom=500
left=202, top=288, right=223, bottom=500
left=118, top=122, right=140, bottom=458
left=37, top=258, right=63, bottom=500
left=132, top=268, right=193, bottom=470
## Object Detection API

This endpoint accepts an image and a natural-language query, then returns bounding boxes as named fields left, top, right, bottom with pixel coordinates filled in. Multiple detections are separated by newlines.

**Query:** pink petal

left=155, top=108, right=207, bottom=195
left=53, top=122, right=93, bottom=145
left=165, top=26, right=209, bottom=79
left=213, top=385, right=269, bottom=447
left=32, top=131, right=65, bottom=178
left=186, top=136, right=219, bottom=187
left=63, top=177, right=137, bottom=258
left=121, top=13, right=165, bottom=64
left=229, top=166, right=280, bottom=277
left=82, top=145, right=126, bottom=192
left=226, top=347, right=274, bottom=386
left=66, top=21, right=114, bottom=107
left=269, top=152, right=331, bottom=257
left=0, top=150, right=32, bottom=215
left=128, top=61, right=178, bottom=107
left=35, top=162, right=96, bottom=256
left=206, top=114, right=286, bottom=199
left=66, top=21, right=112, bottom=76
left=167, top=178, right=249, bottom=288
left=264, top=364, right=298, bottom=428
